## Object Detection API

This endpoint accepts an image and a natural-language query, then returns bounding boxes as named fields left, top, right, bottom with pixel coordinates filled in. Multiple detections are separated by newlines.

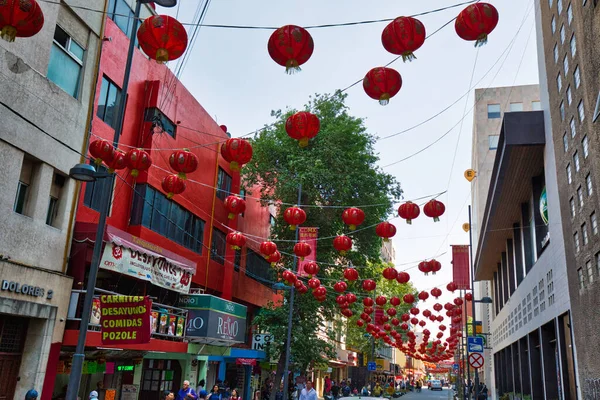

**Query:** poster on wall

left=297, top=227, right=318, bottom=276
left=100, top=295, right=152, bottom=345
left=451, top=245, right=471, bottom=289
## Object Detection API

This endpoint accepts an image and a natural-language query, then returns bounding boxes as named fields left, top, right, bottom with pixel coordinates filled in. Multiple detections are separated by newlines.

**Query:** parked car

left=429, top=380, right=443, bottom=391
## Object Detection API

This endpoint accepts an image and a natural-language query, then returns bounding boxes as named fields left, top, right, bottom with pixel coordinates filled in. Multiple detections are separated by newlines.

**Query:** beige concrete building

left=0, top=1, right=105, bottom=398
left=381, top=240, right=396, bottom=264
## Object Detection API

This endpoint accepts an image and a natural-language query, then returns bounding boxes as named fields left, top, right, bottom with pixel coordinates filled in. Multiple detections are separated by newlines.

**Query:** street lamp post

left=468, top=205, right=479, bottom=400
left=65, top=2, right=142, bottom=399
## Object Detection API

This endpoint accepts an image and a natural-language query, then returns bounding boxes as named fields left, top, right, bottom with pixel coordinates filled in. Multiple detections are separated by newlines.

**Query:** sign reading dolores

left=100, top=295, right=152, bottom=345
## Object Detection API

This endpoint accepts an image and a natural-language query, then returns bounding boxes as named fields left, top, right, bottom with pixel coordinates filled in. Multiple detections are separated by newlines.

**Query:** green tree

left=245, top=91, right=403, bottom=398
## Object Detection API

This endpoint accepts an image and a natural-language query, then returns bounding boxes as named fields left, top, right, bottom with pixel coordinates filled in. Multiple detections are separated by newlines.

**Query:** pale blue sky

left=159, top=0, right=539, bottom=329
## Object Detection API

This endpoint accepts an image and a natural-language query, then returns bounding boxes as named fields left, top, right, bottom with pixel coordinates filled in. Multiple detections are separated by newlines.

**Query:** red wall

left=74, top=17, right=276, bottom=307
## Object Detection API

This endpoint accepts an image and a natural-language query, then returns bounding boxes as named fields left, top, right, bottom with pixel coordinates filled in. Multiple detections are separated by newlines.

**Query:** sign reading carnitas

left=100, top=295, right=152, bottom=345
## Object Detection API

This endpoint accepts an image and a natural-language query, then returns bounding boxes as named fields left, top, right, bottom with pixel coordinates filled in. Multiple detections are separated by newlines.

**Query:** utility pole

left=468, top=205, right=480, bottom=400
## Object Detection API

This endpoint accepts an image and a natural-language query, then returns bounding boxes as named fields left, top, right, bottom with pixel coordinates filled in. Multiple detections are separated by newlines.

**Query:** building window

left=551, top=15, right=557, bottom=33
left=578, top=185, right=584, bottom=208
left=596, top=253, right=600, bottom=276
left=594, top=91, right=600, bottom=122
left=97, top=76, right=122, bottom=129
left=583, top=223, right=589, bottom=245
left=509, top=102, right=523, bottom=112
left=489, top=135, right=500, bottom=150
left=47, top=26, right=84, bottom=98
left=591, top=212, right=598, bottom=235
left=574, top=65, right=581, bottom=88
left=487, top=104, right=501, bottom=119
left=210, top=228, right=227, bottom=263
left=582, top=136, right=589, bottom=159
left=83, top=164, right=111, bottom=212
left=246, top=250, right=276, bottom=284
left=587, top=260, right=594, bottom=283
left=532, top=101, right=542, bottom=110
left=577, top=100, right=586, bottom=122
left=578, top=267, right=584, bottom=289
left=107, top=0, right=136, bottom=39
left=570, top=117, right=576, bottom=137
left=574, top=231, right=580, bottom=253
left=568, top=3, right=573, bottom=23
left=130, top=184, right=205, bottom=253
left=567, top=163, right=572, bottom=184
left=574, top=151, right=580, bottom=171
left=46, top=197, right=59, bottom=226
left=560, top=101, right=565, bottom=121
left=558, top=0, right=563, bottom=13
left=567, top=86, right=573, bottom=105
left=570, top=197, right=576, bottom=217
left=554, top=43, right=559, bottom=63
left=563, top=54, right=569, bottom=74
left=14, top=181, right=29, bottom=215
left=144, top=108, right=177, bottom=137
left=560, top=24, right=565, bottom=43
left=570, top=34, right=577, bottom=56
left=216, top=168, right=232, bottom=201
left=46, top=173, right=65, bottom=227
left=563, top=133, right=569, bottom=152
left=549, top=0, right=554, bottom=6
left=557, top=73, right=563, bottom=92
left=587, top=173, right=593, bottom=195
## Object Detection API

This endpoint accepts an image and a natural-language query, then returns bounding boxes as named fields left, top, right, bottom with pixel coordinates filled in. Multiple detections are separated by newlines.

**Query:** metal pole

left=66, top=2, right=142, bottom=399
left=468, top=206, right=480, bottom=400
left=462, top=289, right=468, bottom=400
left=282, top=184, right=302, bottom=400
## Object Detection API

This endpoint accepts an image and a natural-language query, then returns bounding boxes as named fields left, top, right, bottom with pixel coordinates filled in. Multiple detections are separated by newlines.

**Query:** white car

left=429, top=380, right=443, bottom=391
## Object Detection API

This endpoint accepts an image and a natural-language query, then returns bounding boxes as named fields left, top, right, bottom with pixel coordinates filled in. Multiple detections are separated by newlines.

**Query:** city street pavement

left=398, top=388, right=452, bottom=400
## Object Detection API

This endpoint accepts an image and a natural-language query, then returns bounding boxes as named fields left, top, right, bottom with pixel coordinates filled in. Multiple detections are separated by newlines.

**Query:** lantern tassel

left=298, top=138, right=309, bottom=148
left=228, top=213, right=235, bottom=219
left=230, top=161, right=240, bottom=172
left=475, top=34, right=489, bottom=47
left=401, top=51, right=417, bottom=63
left=155, top=48, right=169, bottom=64
left=167, top=192, right=174, bottom=199
left=379, top=94, right=391, bottom=106
left=434, top=217, right=440, bottom=222
left=285, top=59, right=301, bottom=74
left=289, top=225, right=296, bottom=231
left=1, top=26, right=17, bottom=42
left=178, top=172, right=187, bottom=180
left=349, top=224, right=356, bottom=231
left=131, top=169, right=140, bottom=178
left=406, top=219, right=412, bottom=225
left=340, top=250, right=347, bottom=256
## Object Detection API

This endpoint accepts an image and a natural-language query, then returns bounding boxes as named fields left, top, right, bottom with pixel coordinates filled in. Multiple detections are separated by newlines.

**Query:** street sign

left=367, top=362, right=377, bottom=371
left=453, top=363, right=459, bottom=371
left=475, top=321, right=483, bottom=334
left=477, top=333, right=487, bottom=346
left=469, top=353, right=484, bottom=369
left=467, top=336, right=484, bottom=353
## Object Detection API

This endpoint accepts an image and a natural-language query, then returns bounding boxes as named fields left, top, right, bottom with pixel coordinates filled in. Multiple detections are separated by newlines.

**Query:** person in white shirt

left=299, top=381, right=317, bottom=400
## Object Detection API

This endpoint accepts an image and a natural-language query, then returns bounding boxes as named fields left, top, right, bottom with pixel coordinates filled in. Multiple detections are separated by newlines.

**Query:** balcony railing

left=67, top=288, right=188, bottom=342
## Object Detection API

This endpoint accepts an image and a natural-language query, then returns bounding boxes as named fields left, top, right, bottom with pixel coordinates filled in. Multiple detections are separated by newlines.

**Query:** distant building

left=381, top=239, right=396, bottom=264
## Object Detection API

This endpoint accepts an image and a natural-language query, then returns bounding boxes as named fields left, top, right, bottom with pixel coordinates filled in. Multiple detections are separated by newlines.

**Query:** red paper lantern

left=303, top=261, right=320, bottom=276
left=403, top=293, right=415, bottom=304
left=334, top=281, right=348, bottom=293
left=0, top=0, right=44, bottom=42
left=454, top=298, right=464, bottom=306
left=89, top=139, right=115, bottom=166
left=346, top=293, right=357, bottom=304
left=437, top=332, right=444, bottom=339
left=424, top=199, right=446, bottom=222
left=220, top=138, right=253, bottom=172
left=447, top=282, right=458, bottom=292
left=105, top=150, right=127, bottom=173
left=387, top=308, right=397, bottom=317
left=125, top=148, right=152, bottom=178
left=410, top=307, right=420, bottom=316
left=220, top=125, right=228, bottom=133
left=439, top=324, right=447, bottom=331
left=362, top=279, right=377, bottom=291
left=410, top=317, right=419, bottom=325
left=363, top=298, right=374, bottom=307
left=267, top=25, right=314, bottom=74
left=382, top=267, right=398, bottom=280
left=376, top=222, right=397, bottom=242
left=398, top=201, right=420, bottom=224
left=376, top=295, right=387, bottom=306
left=431, top=288, right=442, bottom=298
left=285, top=111, right=320, bottom=148
left=137, top=15, right=188, bottom=63
left=226, top=231, right=246, bottom=250
left=418, top=261, right=431, bottom=275
left=308, top=277, right=321, bottom=289
left=344, top=267, right=359, bottom=281
left=429, top=259, right=442, bottom=274
left=423, top=309, right=432, bottom=318
left=293, top=242, right=311, bottom=260
left=363, top=67, right=402, bottom=106
left=336, top=295, right=347, bottom=305
left=295, top=280, right=304, bottom=290
left=342, top=207, right=365, bottom=231
left=333, top=235, right=353, bottom=255
left=364, top=307, right=374, bottom=315
left=341, top=308, right=353, bottom=318
left=381, top=16, right=426, bottom=61
left=282, top=270, right=297, bottom=285
left=418, top=291, right=429, bottom=301
left=396, top=271, right=410, bottom=284
left=169, top=149, right=198, bottom=179
left=465, top=292, right=473, bottom=302
left=455, top=3, right=499, bottom=47
left=419, top=320, right=426, bottom=327
left=312, top=286, right=327, bottom=298
left=161, top=174, right=186, bottom=199
left=390, top=297, right=401, bottom=306
left=401, top=323, right=409, bottom=331
left=224, top=195, right=246, bottom=219
left=356, top=320, right=365, bottom=327
left=391, top=318, right=400, bottom=326
left=269, top=251, right=282, bottom=267
left=283, top=206, right=307, bottom=230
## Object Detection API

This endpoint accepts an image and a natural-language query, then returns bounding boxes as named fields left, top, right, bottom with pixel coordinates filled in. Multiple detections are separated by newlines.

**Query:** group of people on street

left=323, top=376, right=354, bottom=399
left=156, top=379, right=243, bottom=400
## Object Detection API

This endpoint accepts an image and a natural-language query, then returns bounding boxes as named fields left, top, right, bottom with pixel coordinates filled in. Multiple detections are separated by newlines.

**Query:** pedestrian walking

left=177, top=380, right=198, bottom=400
left=299, top=381, right=317, bottom=400
left=209, top=385, right=223, bottom=400
left=230, top=389, right=242, bottom=400
left=25, top=390, right=39, bottom=400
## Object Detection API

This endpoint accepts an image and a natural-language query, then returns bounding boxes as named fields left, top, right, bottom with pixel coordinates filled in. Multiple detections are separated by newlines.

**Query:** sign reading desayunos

left=100, top=295, right=152, bottom=345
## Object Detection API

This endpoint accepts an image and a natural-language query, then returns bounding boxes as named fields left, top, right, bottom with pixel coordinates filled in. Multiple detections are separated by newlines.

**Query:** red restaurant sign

left=297, top=227, right=318, bottom=277
left=100, top=295, right=152, bottom=345
left=451, top=245, right=471, bottom=290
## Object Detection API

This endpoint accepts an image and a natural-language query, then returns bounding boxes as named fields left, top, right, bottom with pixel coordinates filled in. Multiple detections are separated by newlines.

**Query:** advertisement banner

left=452, top=245, right=471, bottom=290
left=297, top=227, right=318, bottom=276
left=100, top=295, right=152, bottom=345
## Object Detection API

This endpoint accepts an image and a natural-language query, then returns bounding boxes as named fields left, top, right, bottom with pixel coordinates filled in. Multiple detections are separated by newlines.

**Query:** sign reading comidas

left=100, top=295, right=152, bottom=345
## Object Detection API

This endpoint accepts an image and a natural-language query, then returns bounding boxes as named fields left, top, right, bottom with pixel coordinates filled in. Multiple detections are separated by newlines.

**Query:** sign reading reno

left=100, top=295, right=152, bottom=345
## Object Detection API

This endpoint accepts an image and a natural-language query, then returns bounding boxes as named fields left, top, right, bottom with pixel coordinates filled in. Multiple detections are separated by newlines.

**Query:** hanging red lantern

left=465, top=292, right=473, bottom=302
left=297, top=284, right=308, bottom=294
left=455, top=3, right=499, bottom=47
left=386, top=308, right=397, bottom=317
left=396, top=271, right=410, bottom=284
left=283, top=206, right=307, bottom=230
left=169, top=149, right=198, bottom=179
left=363, top=67, right=402, bottom=106
left=423, top=309, right=432, bottom=318
left=362, top=279, right=377, bottom=291
left=89, top=139, right=115, bottom=166
left=295, top=280, right=304, bottom=290
left=343, top=267, right=359, bottom=281
left=454, top=298, right=464, bottom=306
left=293, top=242, right=311, bottom=260
left=400, top=323, right=409, bottom=331
left=346, top=293, right=357, bottom=304
left=398, top=201, right=420, bottom=224
left=429, top=259, right=442, bottom=274
left=410, top=317, right=419, bottom=325
left=410, top=307, right=420, bottom=316
left=335, top=295, right=347, bottom=305
left=285, top=111, right=320, bottom=148
left=447, top=282, right=458, bottom=292
left=267, top=25, right=314, bottom=74
left=269, top=251, right=282, bottom=267
left=260, top=241, right=278, bottom=259
left=419, top=320, right=426, bottom=327
left=137, top=15, right=188, bottom=63
left=341, top=308, right=353, bottom=318
left=364, top=307, right=374, bottom=315
left=381, top=16, right=426, bottom=62
left=439, top=324, right=447, bottom=331
left=418, top=261, right=431, bottom=275
left=403, top=293, right=415, bottom=304
left=444, top=303, right=454, bottom=311
left=356, top=320, right=365, bottom=328
left=431, top=288, right=442, bottom=298
left=376, top=295, right=387, bottom=306
left=418, top=291, right=429, bottom=301
left=363, top=298, right=374, bottom=307
left=125, top=148, right=152, bottom=178
left=452, top=316, right=462, bottom=324
left=390, top=297, right=401, bottom=307
left=308, top=277, right=321, bottom=289
left=391, top=318, right=400, bottom=326
left=303, top=261, right=320, bottom=277
left=105, top=150, right=127, bottom=173
left=342, top=207, right=365, bottom=231
left=161, top=174, right=186, bottom=199
left=0, top=0, right=44, bottom=42
left=376, top=222, right=397, bottom=242
left=424, top=199, right=446, bottom=222
left=282, top=270, right=297, bottom=285
left=334, top=281, right=348, bottom=293
left=437, top=332, right=444, bottom=339
left=312, top=286, right=327, bottom=298
left=224, top=195, right=246, bottom=219
left=382, top=267, right=398, bottom=280
left=333, top=235, right=353, bottom=255
left=226, top=231, right=246, bottom=250
left=220, top=138, right=253, bottom=172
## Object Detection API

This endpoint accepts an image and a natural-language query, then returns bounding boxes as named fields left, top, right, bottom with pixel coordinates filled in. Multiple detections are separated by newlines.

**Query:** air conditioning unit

left=189, top=288, right=205, bottom=294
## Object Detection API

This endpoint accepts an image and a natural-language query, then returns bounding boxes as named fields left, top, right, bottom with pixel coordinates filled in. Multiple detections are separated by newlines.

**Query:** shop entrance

left=140, top=359, right=182, bottom=400
left=0, top=316, right=28, bottom=400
